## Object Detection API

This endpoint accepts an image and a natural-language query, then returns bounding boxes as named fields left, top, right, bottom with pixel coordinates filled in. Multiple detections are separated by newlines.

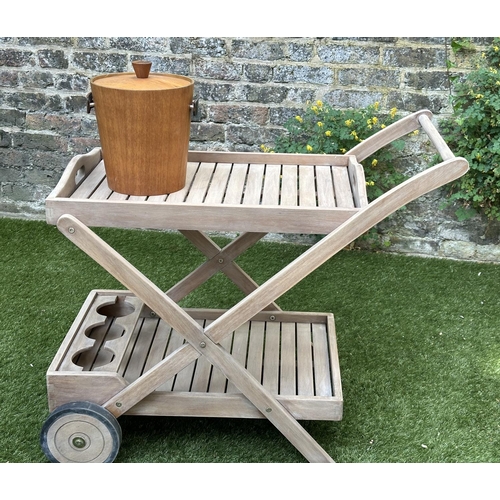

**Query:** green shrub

left=262, top=101, right=409, bottom=200
left=439, top=37, right=500, bottom=221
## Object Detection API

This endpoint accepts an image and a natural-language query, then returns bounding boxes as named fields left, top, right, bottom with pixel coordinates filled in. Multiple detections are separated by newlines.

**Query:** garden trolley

left=41, top=110, right=468, bottom=463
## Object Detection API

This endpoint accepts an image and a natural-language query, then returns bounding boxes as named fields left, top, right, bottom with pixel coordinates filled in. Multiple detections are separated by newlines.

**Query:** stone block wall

left=1, top=37, right=499, bottom=262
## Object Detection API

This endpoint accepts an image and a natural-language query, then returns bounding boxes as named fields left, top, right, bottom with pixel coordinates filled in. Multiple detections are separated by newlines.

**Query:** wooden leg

left=57, top=214, right=333, bottom=463
left=167, top=230, right=281, bottom=310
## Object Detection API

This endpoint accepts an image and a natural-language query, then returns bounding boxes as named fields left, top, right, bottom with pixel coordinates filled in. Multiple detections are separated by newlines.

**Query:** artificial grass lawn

left=0, top=217, right=499, bottom=463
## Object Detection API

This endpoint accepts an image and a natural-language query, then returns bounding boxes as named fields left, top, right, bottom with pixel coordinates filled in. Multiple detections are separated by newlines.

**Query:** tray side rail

left=47, top=147, right=102, bottom=200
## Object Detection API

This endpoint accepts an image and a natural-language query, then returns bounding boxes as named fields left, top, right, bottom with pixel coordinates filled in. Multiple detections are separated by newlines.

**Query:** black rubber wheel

left=40, top=401, right=122, bottom=463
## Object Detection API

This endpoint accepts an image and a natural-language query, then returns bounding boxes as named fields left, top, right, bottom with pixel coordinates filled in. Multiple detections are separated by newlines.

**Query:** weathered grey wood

left=205, top=157, right=469, bottom=343
left=348, top=156, right=368, bottom=207
left=223, top=163, right=247, bottom=204
left=167, top=230, right=281, bottom=310
left=243, top=164, right=265, bottom=205
left=280, top=322, right=296, bottom=395
left=261, top=164, right=281, bottom=205
left=186, top=162, right=215, bottom=203
left=57, top=215, right=335, bottom=462
left=332, top=167, right=354, bottom=208
left=204, top=163, right=232, bottom=204
left=297, top=323, right=314, bottom=396
left=187, top=150, right=350, bottom=167
left=262, top=321, right=280, bottom=394
left=164, top=162, right=199, bottom=204
left=281, top=164, right=298, bottom=206
left=312, top=323, right=333, bottom=397
left=347, top=109, right=432, bottom=161
left=299, top=165, right=316, bottom=207
left=316, top=166, right=336, bottom=208
left=45, top=110, right=468, bottom=463
left=47, top=147, right=102, bottom=200
left=418, top=113, right=455, bottom=160
left=226, top=323, right=250, bottom=393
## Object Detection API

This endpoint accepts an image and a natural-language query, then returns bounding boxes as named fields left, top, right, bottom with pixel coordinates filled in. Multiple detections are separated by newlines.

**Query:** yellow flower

left=412, top=130, right=419, bottom=136
left=316, top=100, right=323, bottom=107
left=340, top=148, right=346, bottom=153
left=475, top=94, right=484, bottom=99
left=372, top=116, right=378, bottom=124
left=495, top=46, right=499, bottom=52
left=390, top=107, right=397, bottom=118
left=325, top=130, right=332, bottom=137
left=381, top=124, right=386, bottom=129
left=317, top=121, right=324, bottom=127
left=345, top=119, right=354, bottom=127
left=366, top=180, right=375, bottom=186
left=295, top=115, right=303, bottom=123
left=306, top=144, right=313, bottom=152
left=374, top=101, right=380, bottom=110
left=311, top=105, right=319, bottom=113
left=371, top=159, right=378, bottom=167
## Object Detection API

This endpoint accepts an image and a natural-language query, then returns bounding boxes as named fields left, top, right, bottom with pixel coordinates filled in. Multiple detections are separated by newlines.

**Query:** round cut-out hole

left=72, top=347, right=115, bottom=369
left=97, top=299, right=135, bottom=318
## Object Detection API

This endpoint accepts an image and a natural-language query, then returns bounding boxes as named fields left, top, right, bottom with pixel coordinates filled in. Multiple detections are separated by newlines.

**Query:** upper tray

left=46, top=148, right=367, bottom=234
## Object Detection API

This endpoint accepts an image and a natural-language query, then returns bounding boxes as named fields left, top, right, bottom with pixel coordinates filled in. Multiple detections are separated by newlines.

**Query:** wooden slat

left=207, top=334, right=232, bottom=393
left=348, top=157, right=368, bottom=208
left=122, top=317, right=156, bottom=382
left=204, top=163, right=232, bottom=204
left=297, top=323, right=314, bottom=396
left=89, top=176, right=113, bottom=200
left=190, top=320, right=214, bottom=392
left=299, top=165, right=316, bottom=207
left=243, top=164, right=265, bottom=205
left=165, top=162, right=199, bottom=203
left=262, top=321, right=280, bottom=393
left=316, top=166, right=336, bottom=208
left=185, top=162, right=215, bottom=203
left=156, top=329, right=186, bottom=391
left=142, top=318, right=171, bottom=373
left=188, top=150, right=350, bottom=167
left=226, top=322, right=250, bottom=393
left=246, top=321, right=265, bottom=383
left=281, top=164, right=298, bottom=206
left=261, top=164, right=281, bottom=205
left=108, top=191, right=129, bottom=201
left=171, top=353, right=196, bottom=392
left=72, top=162, right=106, bottom=199
left=280, top=322, right=296, bottom=395
left=223, top=163, right=247, bottom=204
left=332, top=166, right=354, bottom=208
left=312, top=323, right=332, bottom=397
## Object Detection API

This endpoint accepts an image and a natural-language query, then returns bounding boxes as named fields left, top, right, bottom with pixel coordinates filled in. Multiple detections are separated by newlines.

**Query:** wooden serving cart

left=40, top=110, right=468, bottom=463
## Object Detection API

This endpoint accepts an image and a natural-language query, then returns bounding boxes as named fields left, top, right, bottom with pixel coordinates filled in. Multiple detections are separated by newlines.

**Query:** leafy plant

left=262, top=101, right=409, bottom=200
left=440, top=37, right=500, bottom=221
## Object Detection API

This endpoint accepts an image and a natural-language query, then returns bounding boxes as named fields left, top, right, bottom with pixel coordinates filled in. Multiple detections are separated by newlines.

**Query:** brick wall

left=1, top=37, right=498, bottom=261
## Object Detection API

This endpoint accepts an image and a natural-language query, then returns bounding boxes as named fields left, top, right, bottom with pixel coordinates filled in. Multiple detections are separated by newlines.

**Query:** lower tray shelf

left=47, top=290, right=343, bottom=421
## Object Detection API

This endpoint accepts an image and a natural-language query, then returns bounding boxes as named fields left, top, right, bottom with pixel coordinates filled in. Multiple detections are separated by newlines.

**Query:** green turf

left=0, top=217, right=499, bottom=463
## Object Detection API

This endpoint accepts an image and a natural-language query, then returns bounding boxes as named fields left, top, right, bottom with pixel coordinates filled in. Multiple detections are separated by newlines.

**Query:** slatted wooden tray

left=47, top=290, right=343, bottom=421
left=46, top=149, right=367, bottom=234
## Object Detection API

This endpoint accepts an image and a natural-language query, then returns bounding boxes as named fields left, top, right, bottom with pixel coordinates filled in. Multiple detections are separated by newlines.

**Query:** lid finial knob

left=132, top=60, right=152, bottom=78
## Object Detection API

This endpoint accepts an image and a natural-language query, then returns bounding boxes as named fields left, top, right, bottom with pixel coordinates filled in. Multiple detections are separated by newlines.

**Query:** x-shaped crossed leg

left=167, top=230, right=281, bottom=310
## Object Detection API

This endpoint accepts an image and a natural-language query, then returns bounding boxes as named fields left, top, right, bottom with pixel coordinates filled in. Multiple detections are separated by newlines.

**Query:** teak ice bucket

left=88, top=61, right=195, bottom=196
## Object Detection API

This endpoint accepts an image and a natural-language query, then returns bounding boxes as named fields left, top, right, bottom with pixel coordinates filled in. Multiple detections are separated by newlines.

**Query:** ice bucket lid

left=91, top=60, right=194, bottom=91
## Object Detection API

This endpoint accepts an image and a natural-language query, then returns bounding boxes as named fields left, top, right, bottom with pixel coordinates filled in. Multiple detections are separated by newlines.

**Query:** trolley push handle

left=346, top=109, right=454, bottom=163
